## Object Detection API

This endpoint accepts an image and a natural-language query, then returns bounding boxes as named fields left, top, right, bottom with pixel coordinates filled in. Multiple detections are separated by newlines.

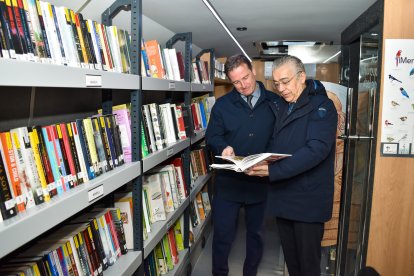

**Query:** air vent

left=254, top=41, right=322, bottom=60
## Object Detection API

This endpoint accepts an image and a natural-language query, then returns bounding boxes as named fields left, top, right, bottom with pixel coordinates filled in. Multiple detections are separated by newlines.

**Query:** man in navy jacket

left=205, top=54, right=279, bottom=276
left=247, top=55, right=337, bottom=276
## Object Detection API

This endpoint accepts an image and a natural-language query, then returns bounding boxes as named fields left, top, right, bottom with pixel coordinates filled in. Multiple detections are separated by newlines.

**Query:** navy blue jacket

left=206, top=81, right=279, bottom=203
left=267, top=80, right=337, bottom=222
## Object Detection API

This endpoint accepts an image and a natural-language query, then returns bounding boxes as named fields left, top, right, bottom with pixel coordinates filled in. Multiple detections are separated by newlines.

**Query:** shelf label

left=168, top=82, right=176, bottom=90
left=88, top=184, right=104, bottom=202
left=202, top=85, right=206, bottom=90
left=86, top=74, right=102, bottom=87
left=166, top=147, right=174, bottom=157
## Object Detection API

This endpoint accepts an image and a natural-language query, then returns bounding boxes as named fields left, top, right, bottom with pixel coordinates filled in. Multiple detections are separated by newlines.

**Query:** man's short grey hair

left=272, top=55, right=306, bottom=74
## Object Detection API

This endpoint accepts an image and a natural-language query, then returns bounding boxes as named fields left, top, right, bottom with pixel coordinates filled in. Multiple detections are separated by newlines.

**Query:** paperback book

left=210, top=153, right=291, bottom=172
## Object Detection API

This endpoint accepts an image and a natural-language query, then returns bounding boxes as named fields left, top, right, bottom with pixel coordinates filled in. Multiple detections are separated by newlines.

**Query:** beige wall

left=366, top=0, right=414, bottom=275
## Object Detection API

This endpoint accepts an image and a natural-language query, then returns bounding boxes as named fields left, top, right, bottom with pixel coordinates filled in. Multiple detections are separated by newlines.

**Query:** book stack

left=0, top=114, right=126, bottom=222
left=141, top=157, right=188, bottom=236
left=0, top=207, right=128, bottom=275
left=191, top=59, right=211, bottom=84
left=189, top=144, right=213, bottom=185
left=190, top=94, right=215, bottom=132
left=0, top=0, right=132, bottom=73
left=189, top=186, right=211, bottom=230
left=141, top=39, right=186, bottom=81
left=214, top=59, right=226, bottom=80
left=142, top=216, right=184, bottom=275
left=142, top=102, right=188, bottom=155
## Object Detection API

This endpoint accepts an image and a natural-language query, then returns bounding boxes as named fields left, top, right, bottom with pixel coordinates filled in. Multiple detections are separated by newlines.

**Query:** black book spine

left=34, top=0, right=51, bottom=59
left=66, top=123, right=83, bottom=185
left=107, top=115, right=124, bottom=165
left=90, top=218, right=108, bottom=271
left=0, top=154, right=17, bottom=219
left=0, top=1, right=14, bottom=57
left=75, top=119, right=95, bottom=180
left=55, top=124, right=75, bottom=189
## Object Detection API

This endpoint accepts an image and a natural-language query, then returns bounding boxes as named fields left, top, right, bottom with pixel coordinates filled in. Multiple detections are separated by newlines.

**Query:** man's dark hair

left=224, top=54, right=252, bottom=77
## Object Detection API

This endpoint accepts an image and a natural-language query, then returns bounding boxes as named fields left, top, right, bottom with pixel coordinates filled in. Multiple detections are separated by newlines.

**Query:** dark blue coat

left=267, top=80, right=337, bottom=222
left=206, top=81, right=279, bottom=203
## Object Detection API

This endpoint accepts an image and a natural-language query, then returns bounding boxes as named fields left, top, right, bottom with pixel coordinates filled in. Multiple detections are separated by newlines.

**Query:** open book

left=210, top=153, right=291, bottom=172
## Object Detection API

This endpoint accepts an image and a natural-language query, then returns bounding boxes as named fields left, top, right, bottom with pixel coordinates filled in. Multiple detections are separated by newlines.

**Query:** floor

left=191, top=208, right=285, bottom=276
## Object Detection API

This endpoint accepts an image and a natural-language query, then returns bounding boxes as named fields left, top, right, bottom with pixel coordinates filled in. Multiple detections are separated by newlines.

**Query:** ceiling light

left=202, top=0, right=251, bottom=61
left=236, top=27, right=247, bottom=31
left=323, top=51, right=341, bottom=63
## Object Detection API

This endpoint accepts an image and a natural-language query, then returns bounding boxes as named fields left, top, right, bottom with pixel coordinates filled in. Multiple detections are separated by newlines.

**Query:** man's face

left=228, top=63, right=257, bottom=96
left=272, top=63, right=306, bottom=103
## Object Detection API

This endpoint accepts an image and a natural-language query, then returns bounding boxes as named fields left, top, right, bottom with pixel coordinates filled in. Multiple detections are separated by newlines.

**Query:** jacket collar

left=272, top=80, right=327, bottom=129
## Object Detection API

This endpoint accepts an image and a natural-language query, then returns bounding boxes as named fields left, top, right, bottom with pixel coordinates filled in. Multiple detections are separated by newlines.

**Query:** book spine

left=0, top=152, right=17, bottom=219
left=99, top=116, right=115, bottom=169
left=91, top=117, right=109, bottom=173
left=75, top=119, right=95, bottom=180
left=65, top=123, right=83, bottom=185
left=27, top=128, right=50, bottom=201
left=70, top=122, right=91, bottom=182
left=59, top=123, right=79, bottom=187
left=0, top=132, right=25, bottom=212
left=33, top=126, right=56, bottom=197
left=41, top=126, right=64, bottom=195
left=34, top=0, right=51, bottom=61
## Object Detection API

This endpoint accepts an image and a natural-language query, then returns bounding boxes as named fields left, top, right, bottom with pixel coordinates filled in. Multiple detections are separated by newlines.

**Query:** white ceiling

left=48, top=0, right=377, bottom=61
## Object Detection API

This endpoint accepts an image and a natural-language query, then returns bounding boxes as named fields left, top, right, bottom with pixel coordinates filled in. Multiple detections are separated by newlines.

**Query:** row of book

left=189, top=186, right=212, bottom=233
left=0, top=114, right=126, bottom=221
left=141, top=94, right=215, bottom=156
left=143, top=216, right=184, bottom=276
left=142, top=158, right=188, bottom=236
left=0, top=0, right=132, bottom=73
left=189, top=145, right=212, bottom=186
left=0, top=207, right=128, bottom=276
left=215, top=59, right=226, bottom=80
left=141, top=39, right=211, bottom=84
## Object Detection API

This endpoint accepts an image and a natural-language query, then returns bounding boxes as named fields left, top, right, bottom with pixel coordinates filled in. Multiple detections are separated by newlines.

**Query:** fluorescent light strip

left=202, top=0, right=251, bottom=61
left=323, top=51, right=341, bottom=63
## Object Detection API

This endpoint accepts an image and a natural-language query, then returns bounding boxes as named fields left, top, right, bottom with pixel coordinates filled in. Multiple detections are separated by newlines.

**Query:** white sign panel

left=381, top=39, right=414, bottom=157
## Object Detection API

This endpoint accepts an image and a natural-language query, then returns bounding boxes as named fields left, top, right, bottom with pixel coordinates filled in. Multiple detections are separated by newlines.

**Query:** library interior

left=0, top=0, right=413, bottom=276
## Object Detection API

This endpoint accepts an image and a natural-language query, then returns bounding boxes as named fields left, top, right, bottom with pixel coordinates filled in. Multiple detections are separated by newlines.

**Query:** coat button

left=249, top=114, right=253, bottom=118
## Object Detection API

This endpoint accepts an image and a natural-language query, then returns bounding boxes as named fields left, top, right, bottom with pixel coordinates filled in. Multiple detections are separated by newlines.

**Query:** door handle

left=338, top=134, right=374, bottom=140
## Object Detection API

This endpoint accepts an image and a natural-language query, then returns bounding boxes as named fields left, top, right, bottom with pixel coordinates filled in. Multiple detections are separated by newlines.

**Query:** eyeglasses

left=272, top=71, right=302, bottom=89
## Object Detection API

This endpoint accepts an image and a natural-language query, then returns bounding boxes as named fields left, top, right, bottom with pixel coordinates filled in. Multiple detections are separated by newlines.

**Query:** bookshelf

left=0, top=0, right=216, bottom=274
left=0, top=0, right=144, bottom=275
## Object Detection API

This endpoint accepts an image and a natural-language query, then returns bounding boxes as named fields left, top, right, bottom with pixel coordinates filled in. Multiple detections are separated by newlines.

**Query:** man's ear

left=252, top=68, right=257, bottom=76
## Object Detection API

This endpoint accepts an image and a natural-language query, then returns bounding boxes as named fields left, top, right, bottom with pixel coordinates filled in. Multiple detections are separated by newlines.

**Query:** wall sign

left=381, top=39, right=414, bottom=157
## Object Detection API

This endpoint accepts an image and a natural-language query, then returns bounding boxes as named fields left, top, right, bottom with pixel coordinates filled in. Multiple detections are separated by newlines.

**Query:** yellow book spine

left=28, top=130, right=50, bottom=201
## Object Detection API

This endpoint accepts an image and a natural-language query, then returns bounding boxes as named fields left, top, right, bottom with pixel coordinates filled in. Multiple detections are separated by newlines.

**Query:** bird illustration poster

left=381, top=39, right=414, bottom=157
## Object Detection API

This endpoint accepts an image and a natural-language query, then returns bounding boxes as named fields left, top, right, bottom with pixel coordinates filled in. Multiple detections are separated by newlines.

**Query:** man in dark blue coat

left=247, top=55, right=337, bottom=276
left=205, top=54, right=279, bottom=276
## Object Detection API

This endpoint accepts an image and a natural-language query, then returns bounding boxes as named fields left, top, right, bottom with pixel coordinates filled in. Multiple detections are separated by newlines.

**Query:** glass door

left=336, top=25, right=380, bottom=276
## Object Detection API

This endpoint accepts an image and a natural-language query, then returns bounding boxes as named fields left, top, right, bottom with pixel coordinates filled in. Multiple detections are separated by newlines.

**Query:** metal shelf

left=191, top=83, right=214, bottom=92
left=105, top=250, right=143, bottom=276
left=191, top=129, right=206, bottom=144
left=0, top=162, right=141, bottom=259
left=192, top=211, right=212, bottom=246
left=143, top=197, right=190, bottom=258
left=142, top=138, right=191, bottom=173
left=0, top=59, right=141, bottom=89
left=142, top=77, right=190, bottom=91
left=190, top=173, right=213, bottom=201
left=165, top=248, right=190, bottom=276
